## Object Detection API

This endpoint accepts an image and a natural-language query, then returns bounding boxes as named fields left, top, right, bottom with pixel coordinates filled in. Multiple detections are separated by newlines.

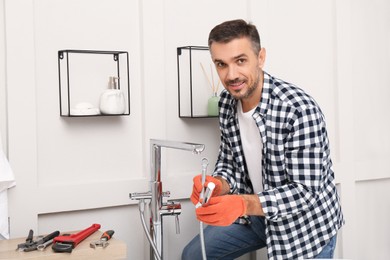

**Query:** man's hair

left=208, top=19, right=261, bottom=54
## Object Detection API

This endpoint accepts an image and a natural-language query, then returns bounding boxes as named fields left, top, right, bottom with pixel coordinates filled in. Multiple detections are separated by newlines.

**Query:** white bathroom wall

left=349, top=0, right=390, bottom=258
left=1, top=0, right=390, bottom=260
left=0, top=0, right=6, bottom=151
left=355, top=178, right=390, bottom=259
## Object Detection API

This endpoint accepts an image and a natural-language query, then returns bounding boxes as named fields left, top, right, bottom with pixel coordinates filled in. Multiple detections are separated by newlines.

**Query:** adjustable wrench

left=52, top=223, right=101, bottom=253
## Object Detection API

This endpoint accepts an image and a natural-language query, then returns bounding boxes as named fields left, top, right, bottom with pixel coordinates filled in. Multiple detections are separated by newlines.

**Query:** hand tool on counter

left=37, top=238, right=54, bottom=251
left=52, top=223, right=101, bottom=253
left=15, top=229, right=33, bottom=251
left=16, top=230, right=60, bottom=252
left=90, top=230, right=115, bottom=249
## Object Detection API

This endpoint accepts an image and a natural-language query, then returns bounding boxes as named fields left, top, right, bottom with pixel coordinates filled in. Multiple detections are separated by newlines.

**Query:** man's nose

left=226, top=65, right=238, bottom=81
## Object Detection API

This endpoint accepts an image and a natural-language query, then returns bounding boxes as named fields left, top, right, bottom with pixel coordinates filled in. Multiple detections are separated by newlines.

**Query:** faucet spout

left=151, top=139, right=205, bottom=154
left=150, top=139, right=205, bottom=182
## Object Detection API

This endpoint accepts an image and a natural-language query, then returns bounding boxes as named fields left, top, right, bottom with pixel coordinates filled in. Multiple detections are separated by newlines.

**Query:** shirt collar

left=257, top=71, right=272, bottom=117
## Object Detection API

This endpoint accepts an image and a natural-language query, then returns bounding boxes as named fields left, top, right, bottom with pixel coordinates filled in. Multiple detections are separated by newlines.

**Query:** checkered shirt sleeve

left=213, top=72, right=344, bottom=259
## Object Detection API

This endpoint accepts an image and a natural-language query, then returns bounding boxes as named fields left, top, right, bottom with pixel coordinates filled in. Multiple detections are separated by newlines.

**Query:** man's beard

left=227, top=70, right=261, bottom=100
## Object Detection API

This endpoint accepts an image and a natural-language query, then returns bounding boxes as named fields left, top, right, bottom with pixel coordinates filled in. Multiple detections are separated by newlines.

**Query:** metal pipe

left=139, top=199, right=162, bottom=260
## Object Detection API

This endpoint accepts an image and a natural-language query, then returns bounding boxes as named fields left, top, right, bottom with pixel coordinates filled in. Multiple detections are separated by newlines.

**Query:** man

left=182, top=19, right=344, bottom=259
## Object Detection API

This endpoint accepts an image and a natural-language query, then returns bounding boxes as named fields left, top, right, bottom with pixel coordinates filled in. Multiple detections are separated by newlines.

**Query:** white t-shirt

left=237, top=101, right=263, bottom=193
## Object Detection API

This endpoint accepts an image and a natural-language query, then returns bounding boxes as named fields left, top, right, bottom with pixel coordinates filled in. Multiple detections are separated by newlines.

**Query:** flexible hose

left=198, top=182, right=215, bottom=260
left=199, top=221, right=207, bottom=260
left=139, top=199, right=162, bottom=260
left=199, top=158, right=209, bottom=260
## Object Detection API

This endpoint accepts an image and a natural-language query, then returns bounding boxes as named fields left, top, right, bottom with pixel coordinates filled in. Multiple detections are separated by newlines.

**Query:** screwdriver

left=101, top=230, right=114, bottom=241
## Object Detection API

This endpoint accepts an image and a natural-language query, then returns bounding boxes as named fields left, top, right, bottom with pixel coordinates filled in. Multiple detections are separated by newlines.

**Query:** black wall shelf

left=177, top=46, right=221, bottom=118
left=58, top=49, right=131, bottom=117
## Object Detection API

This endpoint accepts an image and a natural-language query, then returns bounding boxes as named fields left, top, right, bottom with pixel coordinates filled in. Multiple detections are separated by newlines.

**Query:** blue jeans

left=314, top=235, right=337, bottom=259
left=181, top=216, right=337, bottom=260
left=182, top=216, right=267, bottom=260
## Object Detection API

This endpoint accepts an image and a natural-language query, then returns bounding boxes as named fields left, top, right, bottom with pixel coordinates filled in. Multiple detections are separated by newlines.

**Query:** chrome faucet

left=130, top=139, right=205, bottom=260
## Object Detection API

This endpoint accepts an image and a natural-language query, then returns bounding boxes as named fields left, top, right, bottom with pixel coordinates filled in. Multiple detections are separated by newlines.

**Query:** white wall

left=0, top=0, right=6, bottom=151
left=1, top=0, right=389, bottom=259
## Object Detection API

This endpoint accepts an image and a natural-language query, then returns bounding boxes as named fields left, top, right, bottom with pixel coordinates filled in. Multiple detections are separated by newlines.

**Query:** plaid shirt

left=213, top=72, right=344, bottom=259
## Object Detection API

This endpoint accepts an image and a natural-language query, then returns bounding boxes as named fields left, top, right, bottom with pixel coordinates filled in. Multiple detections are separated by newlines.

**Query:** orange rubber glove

left=190, top=174, right=222, bottom=205
left=195, top=195, right=247, bottom=226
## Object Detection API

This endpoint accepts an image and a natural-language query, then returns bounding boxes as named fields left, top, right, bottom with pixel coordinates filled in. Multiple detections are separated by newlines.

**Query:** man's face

left=210, top=37, right=265, bottom=105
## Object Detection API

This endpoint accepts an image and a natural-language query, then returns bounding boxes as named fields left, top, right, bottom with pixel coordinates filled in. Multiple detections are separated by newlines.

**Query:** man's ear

left=258, top=48, right=266, bottom=69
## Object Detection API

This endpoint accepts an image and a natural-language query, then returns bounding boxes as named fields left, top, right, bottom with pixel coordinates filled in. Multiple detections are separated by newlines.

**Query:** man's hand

left=195, top=195, right=247, bottom=226
left=190, top=175, right=222, bottom=205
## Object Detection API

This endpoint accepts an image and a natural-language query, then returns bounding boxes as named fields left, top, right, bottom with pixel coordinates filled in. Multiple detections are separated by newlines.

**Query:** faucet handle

left=160, top=201, right=181, bottom=234
left=162, top=191, right=171, bottom=198
left=165, top=200, right=181, bottom=212
left=175, top=215, right=180, bottom=234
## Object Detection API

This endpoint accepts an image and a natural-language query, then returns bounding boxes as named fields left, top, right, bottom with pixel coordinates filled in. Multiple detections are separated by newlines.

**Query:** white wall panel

left=334, top=1, right=357, bottom=257
left=33, top=0, right=144, bottom=185
left=6, top=0, right=147, bottom=240
left=355, top=179, right=390, bottom=260
left=351, top=0, right=390, bottom=180
left=0, top=0, right=6, bottom=152
left=6, top=0, right=40, bottom=237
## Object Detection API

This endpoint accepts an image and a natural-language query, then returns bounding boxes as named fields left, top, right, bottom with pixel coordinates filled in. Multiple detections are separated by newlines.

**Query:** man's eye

left=216, top=62, right=225, bottom=68
left=237, top=59, right=246, bottom=64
